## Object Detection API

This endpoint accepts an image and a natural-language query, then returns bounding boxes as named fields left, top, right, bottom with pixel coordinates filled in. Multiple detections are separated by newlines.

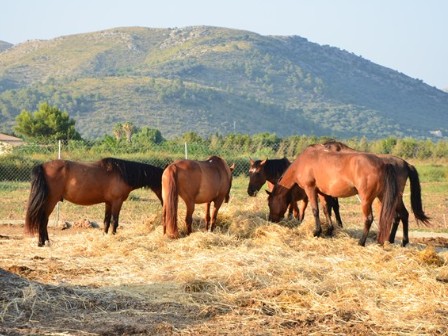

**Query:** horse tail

left=25, top=164, right=49, bottom=235
left=162, top=165, right=179, bottom=238
left=377, top=164, right=399, bottom=244
left=407, top=163, right=431, bottom=226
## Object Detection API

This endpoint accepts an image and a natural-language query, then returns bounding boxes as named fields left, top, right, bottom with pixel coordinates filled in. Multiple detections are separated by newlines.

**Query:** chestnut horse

left=162, top=156, right=234, bottom=238
left=25, top=158, right=163, bottom=246
left=268, top=144, right=399, bottom=246
left=248, top=158, right=342, bottom=226
left=323, top=140, right=430, bottom=246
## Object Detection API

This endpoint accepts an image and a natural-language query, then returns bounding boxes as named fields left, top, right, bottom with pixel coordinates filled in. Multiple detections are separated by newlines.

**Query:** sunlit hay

left=143, top=213, right=162, bottom=233
left=2, top=178, right=448, bottom=335
left=73, top=218, right=100, bottom=229
left=418, top=246, right=445, bottom=266
left=228, top=214, right=268, bottom=239
left=436, top=266, right=448, bottom=283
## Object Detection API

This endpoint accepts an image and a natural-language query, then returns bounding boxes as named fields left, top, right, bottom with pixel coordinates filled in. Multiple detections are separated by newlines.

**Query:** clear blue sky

left=2, top=0, right=447, bottom=90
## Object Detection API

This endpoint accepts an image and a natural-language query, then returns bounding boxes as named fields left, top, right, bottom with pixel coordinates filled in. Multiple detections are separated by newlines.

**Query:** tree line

left=11, top=103, right=448, bottom=160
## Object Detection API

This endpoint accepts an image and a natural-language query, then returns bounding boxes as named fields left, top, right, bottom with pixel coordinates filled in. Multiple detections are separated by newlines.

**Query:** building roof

left=0, top=133, right=23, bottom=142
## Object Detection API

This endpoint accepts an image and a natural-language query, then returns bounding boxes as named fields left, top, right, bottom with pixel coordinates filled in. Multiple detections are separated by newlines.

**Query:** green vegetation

left=2, top=130, right=448, bottom=182
left=0, top=26, right=447, bottom=140
left=14, top=103, right=81, bottom=142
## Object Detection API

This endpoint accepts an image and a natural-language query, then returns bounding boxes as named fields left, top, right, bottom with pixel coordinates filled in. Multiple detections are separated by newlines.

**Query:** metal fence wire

left=0, top=140, right=283, bottom=182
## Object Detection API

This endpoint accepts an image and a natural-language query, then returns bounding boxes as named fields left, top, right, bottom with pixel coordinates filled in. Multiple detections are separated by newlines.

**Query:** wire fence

left=2, top=136, right=448, bottom=182
left=0, top=140, right=266, bottom=182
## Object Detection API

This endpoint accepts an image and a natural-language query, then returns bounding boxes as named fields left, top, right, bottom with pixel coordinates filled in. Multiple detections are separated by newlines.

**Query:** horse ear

left=249, top=158, right=254, bottom=165
left=229, top=163, right=235, bottom=172
left=260, top=158, right=268, bottom=166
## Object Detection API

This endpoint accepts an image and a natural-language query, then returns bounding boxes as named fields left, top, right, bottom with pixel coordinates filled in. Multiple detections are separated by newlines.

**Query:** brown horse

left=248, top=158, right=303, bottom=220
left=268, top=144, right=399, bottom=246
left=248, top=158, right=343, bottom=226
left=323, top=140, right=430, bottom=246
left=25, top=158, right=164, bottom=246
left=162, top=156, right=234, bottom=238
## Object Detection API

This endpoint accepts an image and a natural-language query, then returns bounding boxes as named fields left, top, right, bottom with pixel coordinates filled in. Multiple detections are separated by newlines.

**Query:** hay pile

left=1, top=178, right=447, bottom=335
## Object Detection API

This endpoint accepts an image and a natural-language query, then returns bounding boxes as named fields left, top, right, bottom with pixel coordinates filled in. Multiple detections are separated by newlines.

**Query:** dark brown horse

left=25, top=158, right=164, bottom=246
left=248, top=158, right=342, bottom=226
left=162, top=156, right=234, bottom=238
left=268, top=144, right=400, bottom=246
left=323, top=140, right=430, bottom=246
left=248, top=158, right=303, bottom=220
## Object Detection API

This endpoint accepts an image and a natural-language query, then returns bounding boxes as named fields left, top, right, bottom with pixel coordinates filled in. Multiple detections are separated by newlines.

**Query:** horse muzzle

left=247, top=187, right=258, bottom=197
left=268, top=214, right=281, bottom=223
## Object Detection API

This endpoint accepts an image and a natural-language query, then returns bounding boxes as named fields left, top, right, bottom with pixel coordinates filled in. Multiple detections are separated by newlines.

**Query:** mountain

left=0, top=41, right=13, bottom=53
left=0, top=26, right=447, bottom=139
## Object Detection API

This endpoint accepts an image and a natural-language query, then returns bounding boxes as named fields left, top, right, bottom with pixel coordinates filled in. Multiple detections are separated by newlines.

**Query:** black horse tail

left=407, top=163, right=431, bottom=226
left=25, top=165, right=49, bottom=235
left=378, top=164, right=399, bottom=244
left=162, top=165, right=179, bottom=239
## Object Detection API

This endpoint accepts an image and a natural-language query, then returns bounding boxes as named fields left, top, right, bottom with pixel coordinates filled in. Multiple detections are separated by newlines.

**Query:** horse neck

left=265, top=159, right=289, bottom=184
left=276, top=163, right=296, bottom=189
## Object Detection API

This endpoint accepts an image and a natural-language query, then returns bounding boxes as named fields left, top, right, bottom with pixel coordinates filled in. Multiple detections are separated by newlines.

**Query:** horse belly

left=194, top=189, right=220, bottom=204
left=63, top=191, right=106, bottom=206
left=318, top=179, right=357, bottom=198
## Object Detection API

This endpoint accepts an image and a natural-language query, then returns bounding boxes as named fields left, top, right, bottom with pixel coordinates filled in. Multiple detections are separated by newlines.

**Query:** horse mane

left=260, top=157, right=290, bottom=181
left=321, top=139, right=353, bottom=151
left=100, top=157, right=163, bottom=189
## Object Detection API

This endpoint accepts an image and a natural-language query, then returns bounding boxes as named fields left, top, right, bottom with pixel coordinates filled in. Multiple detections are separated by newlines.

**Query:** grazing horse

left=323, top=140, right=430, bottom=246
left=268, top=144, right=399, bottom=246
left=162, top=156, right=234, bottom=238
left=248, top=158, right=303, bottom=220
left=25, top=158, right=164, bottom=246
left=248, top=158, right=342, bottom=226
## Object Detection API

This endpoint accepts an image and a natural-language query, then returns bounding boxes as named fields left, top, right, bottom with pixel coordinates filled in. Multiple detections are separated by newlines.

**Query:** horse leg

left=332, top=197, right=343, bottom=228
left=185, top=201, right=195, bottom=235
left=359, top=202, right=374, bottom=246
left=390, top=199, right=409, bottom=247
left=103, top=203, right=112, bottom=234
left=39, top=198, right=59, bottom=246
left=298, top=198, right=308, bottom=223
left=111, top=201, right=124, bottom=235
left=319, top=195, right=334, bottom=236
left=205, top=202, right=211, bottom=231
left=209, top=199, right=224, bottom=232
left=305, top=186, right=322, bottom=237
left=38, top=217, right=50, bottom=247
left=288, top=200, right=299, bottom=220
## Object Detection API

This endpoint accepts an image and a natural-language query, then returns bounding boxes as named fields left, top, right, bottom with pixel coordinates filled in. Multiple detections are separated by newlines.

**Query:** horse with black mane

left=248, top=158, right=342, bottom=226
left=25, top=157, right=164, bottom=246
left=322, top=140, right=430, bottom=246
left=162, top=156, right=234, bottom=238
left=268, top=144, right=400, bottom=246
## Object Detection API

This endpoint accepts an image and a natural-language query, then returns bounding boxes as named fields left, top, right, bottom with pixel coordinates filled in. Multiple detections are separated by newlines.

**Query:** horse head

left=266, top=184, right=291, bottom=222
left=247, top=158, right=268, bottom=196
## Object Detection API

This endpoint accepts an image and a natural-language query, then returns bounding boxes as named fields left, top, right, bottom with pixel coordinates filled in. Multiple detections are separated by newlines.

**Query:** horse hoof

left=313, top=230, right=322, bottom=237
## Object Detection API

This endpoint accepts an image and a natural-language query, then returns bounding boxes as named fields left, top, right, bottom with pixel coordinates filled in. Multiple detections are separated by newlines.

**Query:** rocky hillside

left=0, top=26, right=447, bottom=139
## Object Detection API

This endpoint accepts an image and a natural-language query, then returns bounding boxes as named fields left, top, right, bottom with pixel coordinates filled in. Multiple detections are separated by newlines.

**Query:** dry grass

left=1, top=176, right=448, bottom=335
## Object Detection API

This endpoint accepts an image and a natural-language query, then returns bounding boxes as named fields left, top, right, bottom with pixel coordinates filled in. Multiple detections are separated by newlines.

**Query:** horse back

left=294, top=148, right=385, bottom=197
left=172, top=157, right=232, bottom=204
left=51, top=160, right=130, bottom=205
